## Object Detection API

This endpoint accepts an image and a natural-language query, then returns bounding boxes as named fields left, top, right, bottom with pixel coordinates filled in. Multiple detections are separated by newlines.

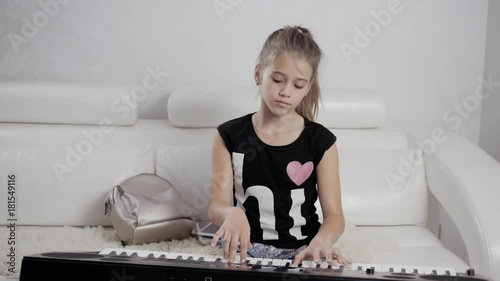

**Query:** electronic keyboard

left=19, top=248, right=490, bottom=281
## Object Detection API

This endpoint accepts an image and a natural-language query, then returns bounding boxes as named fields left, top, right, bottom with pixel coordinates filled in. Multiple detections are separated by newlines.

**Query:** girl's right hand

left=211, top=207, right=253, bottom=264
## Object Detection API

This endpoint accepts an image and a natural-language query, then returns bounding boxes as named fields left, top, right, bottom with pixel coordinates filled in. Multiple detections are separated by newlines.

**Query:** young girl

left=208, top=25, right=347, bottom=268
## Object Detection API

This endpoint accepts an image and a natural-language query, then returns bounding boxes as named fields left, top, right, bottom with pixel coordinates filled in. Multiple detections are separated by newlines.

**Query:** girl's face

left=256, top=52, right=313, bottom=117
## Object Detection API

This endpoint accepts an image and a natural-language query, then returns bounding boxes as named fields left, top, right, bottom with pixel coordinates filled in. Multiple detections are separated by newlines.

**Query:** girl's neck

left=253, top=107, right=301, bottom=134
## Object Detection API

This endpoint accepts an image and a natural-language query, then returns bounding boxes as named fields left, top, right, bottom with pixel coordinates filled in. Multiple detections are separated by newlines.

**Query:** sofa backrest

left=0, top=83, right=427, bottom=227
left=158, top=88, right=428, bottom=226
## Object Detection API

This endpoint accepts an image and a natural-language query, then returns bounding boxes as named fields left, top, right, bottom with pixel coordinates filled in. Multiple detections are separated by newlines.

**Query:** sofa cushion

left=155, top=131, right=427, bottom=226
left=0, top=81, right=137, bottom=125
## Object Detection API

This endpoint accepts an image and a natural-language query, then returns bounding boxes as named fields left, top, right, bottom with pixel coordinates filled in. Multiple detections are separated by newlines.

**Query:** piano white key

left=401, top=265, right=414, bottom=273
left=319, top=261, right=330, bottom=269
left=352, top=262, right=363, bottom=270
left=262, top=258, right=273, bottom=266
left=372, top=264, right=383, bottom=272
left=330, top=260, right=343, bottom=270
left=361, top=264, right=372, bottom=271
left=139, top=250, right=160, bottom=258
left=271, top=259, right=283, bottom=266
left=202, top=255, right=217, bottom=262
left=248, top=258, right=260, bottom=265
left=424, top=266, right=436, bottom=274
left=434, top=267, right=446, bottom=275
left=444, top=267, right=457, bottom=276
left=413, top=266, right=424, bottom=274
left=190, top=254, right=204, bottom=261
left=382, top=264, right=393, bottom=272
left=393, top=265, right=403, bottom=273
left=253, top=257, right=264, bottom=265
left=301, top=260, right=313, bottom=268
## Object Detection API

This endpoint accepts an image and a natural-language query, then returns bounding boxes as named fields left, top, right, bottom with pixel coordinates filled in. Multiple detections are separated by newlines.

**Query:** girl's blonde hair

left=256, top=25, right=323, bottom=121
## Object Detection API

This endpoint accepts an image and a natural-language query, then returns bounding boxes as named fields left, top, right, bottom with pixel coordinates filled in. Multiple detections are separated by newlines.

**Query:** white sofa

left=0, top=82, right=499, bottom=280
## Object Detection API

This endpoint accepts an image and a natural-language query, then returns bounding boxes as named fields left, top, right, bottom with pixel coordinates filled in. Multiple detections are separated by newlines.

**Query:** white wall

left=0, top=0, right=489, bottom=143
left=479, top=0, right=500, bottom=163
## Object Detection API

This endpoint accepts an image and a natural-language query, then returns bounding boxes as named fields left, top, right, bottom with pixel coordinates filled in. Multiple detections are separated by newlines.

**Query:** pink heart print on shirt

left=286, top=161, right=313, bottom=186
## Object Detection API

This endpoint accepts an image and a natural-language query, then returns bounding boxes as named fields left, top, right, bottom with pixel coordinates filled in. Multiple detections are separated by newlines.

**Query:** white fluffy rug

left=0, top=225, right=398, bottom=278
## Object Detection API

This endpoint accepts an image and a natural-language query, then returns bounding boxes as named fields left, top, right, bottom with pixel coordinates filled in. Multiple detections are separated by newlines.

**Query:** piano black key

left=147, top=253, right=155, bottom=258
left=357, top=265, right=362, bottom=270
left=176, top=255, right=182, bottom=260
left=432, top=269, right=438, bottom=275
left=389, top=267, right=394, bottom=272
left=446, top=270, right=451, bottom=276
left=255, top=260, right=262, bottom=266
left=186, top=256, right=194, bottom=261
left=197, top=257, right=204, bottom=262
left=159, top=254, right=166, bottom=259
left=109, top=251, right=117, bottom=256
left=414, top=268, right=419, bottom=274
left=401, top=268, right=406, bottom=273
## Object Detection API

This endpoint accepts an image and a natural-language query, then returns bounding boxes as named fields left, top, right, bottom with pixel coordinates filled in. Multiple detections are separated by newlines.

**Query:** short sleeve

left=217, top=124, right=233, bottom=153
left=314, top=127, right=337, bottom=165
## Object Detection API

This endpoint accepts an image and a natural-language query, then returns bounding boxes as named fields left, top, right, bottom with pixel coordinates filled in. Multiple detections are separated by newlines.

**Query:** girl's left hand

left=291, top=239, right=349, bottom=268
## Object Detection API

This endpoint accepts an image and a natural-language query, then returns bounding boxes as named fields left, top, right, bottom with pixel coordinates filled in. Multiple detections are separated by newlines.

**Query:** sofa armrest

left=423, top=131, right=500, bottom=280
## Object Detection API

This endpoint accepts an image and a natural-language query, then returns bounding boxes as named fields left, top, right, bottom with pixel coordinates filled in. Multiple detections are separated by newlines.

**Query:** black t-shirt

left=217, top=112, right=337, bottom=249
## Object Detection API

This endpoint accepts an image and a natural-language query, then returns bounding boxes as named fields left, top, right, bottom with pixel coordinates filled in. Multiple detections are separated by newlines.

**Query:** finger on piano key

left=311, top=261, right=323, bottom=269
left=301, top=260, right=313, bottom=268
left=319, top=260, right=331, bottom=269
left=232, top=254, right=241, bottom=263
left=328, top=260, right=343, bottom=270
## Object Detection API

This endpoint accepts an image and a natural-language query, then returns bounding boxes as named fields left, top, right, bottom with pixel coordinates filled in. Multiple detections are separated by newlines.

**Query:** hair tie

left=297, top=28, right=303, bottom=34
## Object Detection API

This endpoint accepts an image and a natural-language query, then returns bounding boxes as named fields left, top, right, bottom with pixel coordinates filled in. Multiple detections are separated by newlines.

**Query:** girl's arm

left=314, top=143, right=345, bottom=246
left=207, top=132, right=234, bottom=225
left=207, top=132, right=252, bottom=263
left=293, top=144, right=347, bottom=266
